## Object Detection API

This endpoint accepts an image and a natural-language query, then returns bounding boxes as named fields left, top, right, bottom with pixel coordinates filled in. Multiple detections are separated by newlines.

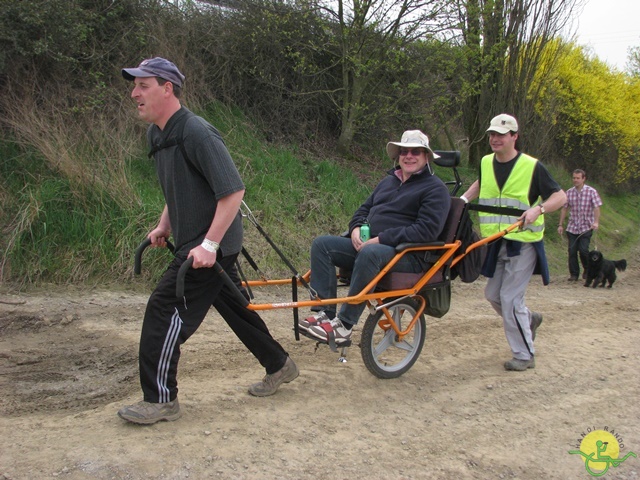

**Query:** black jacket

left=349, top=166, right=451, bottom=247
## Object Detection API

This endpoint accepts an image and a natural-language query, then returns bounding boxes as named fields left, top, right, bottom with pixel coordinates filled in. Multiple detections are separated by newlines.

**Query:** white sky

left=572, top=0, right=640, bottom=70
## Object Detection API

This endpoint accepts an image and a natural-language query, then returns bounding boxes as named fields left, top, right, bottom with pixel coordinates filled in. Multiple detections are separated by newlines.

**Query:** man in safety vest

left=460, top=114, right=566, bottom=371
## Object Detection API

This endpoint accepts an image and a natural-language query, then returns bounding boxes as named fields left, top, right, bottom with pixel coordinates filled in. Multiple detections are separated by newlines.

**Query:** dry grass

left=0, top=78, right=154, bottom=284
left=2, top=82, right=142, bottom=210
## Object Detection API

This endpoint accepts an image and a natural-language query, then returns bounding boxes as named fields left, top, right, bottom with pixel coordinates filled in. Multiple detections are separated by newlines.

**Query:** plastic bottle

left=360, top=223, right=370, bottom=242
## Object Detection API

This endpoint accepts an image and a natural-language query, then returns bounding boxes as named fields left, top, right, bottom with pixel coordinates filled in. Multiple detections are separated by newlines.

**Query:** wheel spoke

left=394, top=338, right=414, bottom=352
left=392, top=309, right=404, bottom=330
left=372, top=329, right=395, bottom=356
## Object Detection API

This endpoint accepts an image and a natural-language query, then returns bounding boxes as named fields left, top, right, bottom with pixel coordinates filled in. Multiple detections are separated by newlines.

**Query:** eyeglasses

left=399, top=148, right=425, bottom=156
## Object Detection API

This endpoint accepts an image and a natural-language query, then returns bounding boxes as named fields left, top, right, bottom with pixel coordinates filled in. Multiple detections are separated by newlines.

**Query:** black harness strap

left=240, top=246, right=267, bottom=281
left=467, top=203, right=525, bottom=217
left=148, top=137, right=179, bottom=158
left=234, top=259, right=254, bottom=300
left=148, top=112, right=200, bottom=177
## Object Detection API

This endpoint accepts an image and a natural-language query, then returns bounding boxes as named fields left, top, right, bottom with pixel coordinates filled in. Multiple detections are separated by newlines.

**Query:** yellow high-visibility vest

left=478, top=153, right=544, bottom=242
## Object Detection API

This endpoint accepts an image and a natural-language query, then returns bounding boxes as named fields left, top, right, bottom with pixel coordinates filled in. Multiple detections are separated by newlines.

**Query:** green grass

left=1, top=101, right=639, bottom=287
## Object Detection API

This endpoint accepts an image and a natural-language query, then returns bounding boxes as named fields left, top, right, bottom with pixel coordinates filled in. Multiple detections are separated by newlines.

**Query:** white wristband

left=460, top=195, right=469, bottom=204
left=201, top=238, right=220, bottom=253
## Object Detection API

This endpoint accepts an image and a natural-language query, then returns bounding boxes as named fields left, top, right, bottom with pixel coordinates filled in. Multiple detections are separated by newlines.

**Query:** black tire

left=360, top=298, right=426, bottom=379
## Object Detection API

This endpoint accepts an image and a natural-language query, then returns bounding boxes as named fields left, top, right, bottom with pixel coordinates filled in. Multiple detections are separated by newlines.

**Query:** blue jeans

left=309, top=235, right=424, bottom=326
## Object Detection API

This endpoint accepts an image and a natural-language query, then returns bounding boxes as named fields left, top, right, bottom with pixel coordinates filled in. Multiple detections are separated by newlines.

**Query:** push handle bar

left=133, top=238, right=249, bottom=306
left=134, top=238, right=175, bottom=275
left=432, top=150, right=460, bottom=168
left=175, top=256, right=249, bottom=307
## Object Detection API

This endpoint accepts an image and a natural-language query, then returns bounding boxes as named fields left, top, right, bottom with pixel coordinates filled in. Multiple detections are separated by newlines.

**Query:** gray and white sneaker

left=307, top=317, right=352, bottom=344
left=504, top=357, right=535, bottom=371
left=118, top=399, right=181, bottom=425
left=248, top=357, right=299, bottom=397
left=298, top=311, right=331, bottom=332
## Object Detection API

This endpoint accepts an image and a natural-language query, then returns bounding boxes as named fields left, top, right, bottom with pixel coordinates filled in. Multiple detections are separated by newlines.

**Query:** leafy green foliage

left=535, top=42, right=640, bottom=190
left=455, top=0, right=580, bottom=166
left=0, top=0, right=154, bottom=85
left=0, top=0, right=639, bottom=286
left=197, top=0, right=338, bottom=142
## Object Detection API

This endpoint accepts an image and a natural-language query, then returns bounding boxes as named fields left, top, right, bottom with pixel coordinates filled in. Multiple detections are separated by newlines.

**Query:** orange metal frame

left=240, top=222, right=522, bottom=339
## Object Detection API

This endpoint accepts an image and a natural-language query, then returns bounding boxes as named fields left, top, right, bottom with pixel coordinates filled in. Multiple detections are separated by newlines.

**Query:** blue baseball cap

left=122, top=57, right=185, bottom=87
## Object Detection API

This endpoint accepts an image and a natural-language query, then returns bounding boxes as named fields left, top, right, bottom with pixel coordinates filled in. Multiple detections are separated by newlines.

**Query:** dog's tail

left=614, top=259, right=627, bottom=272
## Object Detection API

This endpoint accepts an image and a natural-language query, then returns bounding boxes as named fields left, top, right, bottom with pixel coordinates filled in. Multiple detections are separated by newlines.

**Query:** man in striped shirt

left=558, top=169, right=602, bottom=281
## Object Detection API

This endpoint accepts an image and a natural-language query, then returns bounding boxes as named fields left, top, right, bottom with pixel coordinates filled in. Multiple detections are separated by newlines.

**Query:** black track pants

left=138, top=253, right=288, bottom=403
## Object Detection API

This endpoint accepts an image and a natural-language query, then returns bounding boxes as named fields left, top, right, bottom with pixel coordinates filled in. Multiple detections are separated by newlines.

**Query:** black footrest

left=295, top=328, right=352, bottom=349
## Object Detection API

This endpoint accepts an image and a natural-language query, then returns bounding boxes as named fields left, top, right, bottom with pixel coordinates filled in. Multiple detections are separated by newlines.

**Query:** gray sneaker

left=118, top=399, right=181, bottom=425
left=248, top=356, right=299, bottom=397
left=530, top=312, right=543, bottom=340
left=504, top=357, right=535, bottom=371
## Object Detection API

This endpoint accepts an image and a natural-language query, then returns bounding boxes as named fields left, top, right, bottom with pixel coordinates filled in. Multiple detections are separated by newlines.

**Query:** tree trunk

left=337, top=71, right=366, bottom=154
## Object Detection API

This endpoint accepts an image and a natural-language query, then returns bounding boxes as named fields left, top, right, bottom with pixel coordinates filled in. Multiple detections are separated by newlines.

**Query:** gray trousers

left=484, top=242, right=537, bottom=361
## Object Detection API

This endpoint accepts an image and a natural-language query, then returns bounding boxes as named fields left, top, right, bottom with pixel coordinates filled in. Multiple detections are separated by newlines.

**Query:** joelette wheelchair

left=135, top=151, right=521, bottom=379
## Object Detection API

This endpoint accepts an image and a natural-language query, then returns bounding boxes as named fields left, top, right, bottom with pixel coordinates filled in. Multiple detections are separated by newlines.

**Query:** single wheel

left=360, top=297, right=426, bottom=379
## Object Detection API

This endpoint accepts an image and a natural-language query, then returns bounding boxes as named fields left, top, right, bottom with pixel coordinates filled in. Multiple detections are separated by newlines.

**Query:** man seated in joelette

left=300, top=130, right=451, bottom=345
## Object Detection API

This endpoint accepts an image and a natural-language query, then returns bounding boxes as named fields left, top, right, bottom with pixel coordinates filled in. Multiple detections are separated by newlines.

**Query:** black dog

left=584, top=250, right=627, bottom=288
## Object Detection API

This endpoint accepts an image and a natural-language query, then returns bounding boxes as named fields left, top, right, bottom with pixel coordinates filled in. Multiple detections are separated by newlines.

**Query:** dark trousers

left=567, top=230, right=592, bottom=278
left=139, top=253, right=288, bottom=403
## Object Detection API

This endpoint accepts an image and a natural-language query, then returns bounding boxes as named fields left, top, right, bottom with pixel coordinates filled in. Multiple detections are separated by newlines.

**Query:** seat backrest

left=374, top=197, right=466, bottom=292
left=438, top=197, right=466, bottom=244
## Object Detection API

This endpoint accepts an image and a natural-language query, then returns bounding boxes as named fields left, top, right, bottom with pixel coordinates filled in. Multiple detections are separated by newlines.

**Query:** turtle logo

left=569, top=429, right=637, bottom=477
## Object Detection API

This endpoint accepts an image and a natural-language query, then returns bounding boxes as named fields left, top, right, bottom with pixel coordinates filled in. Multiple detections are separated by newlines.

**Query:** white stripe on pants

left=156, top=308, right=182, bottom=403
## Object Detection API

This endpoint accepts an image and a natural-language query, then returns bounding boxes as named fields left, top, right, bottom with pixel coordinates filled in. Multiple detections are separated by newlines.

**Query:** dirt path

left=1, top=252, right=639, bottom=479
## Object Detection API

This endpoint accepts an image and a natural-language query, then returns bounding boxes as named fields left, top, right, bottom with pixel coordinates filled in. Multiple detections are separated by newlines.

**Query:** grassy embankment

left=1, top=101, right=638, bottom=289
